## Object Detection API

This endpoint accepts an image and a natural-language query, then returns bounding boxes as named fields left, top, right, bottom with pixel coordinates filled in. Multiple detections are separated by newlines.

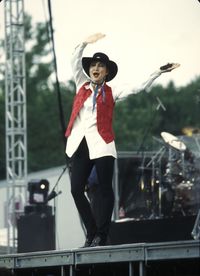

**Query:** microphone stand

left=46, top=165, right=68, bottom=208
left=44, top=165, right=67, bottom=250
left=137, top=96, right=166, bottom=155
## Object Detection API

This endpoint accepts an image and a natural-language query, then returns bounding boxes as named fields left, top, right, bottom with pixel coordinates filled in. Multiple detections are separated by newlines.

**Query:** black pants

left=70, top=138, right=115, bottom=241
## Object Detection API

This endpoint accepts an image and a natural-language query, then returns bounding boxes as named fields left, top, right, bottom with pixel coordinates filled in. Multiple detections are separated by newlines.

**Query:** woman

left=65, top=33, right=179, bottom=247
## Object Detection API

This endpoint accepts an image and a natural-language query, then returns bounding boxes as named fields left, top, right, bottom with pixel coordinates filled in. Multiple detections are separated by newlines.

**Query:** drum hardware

left=161, top=132, right=186, bottom=151
left=133, top=132, right=200, bottom=220
left=161, top=132, right=187, bottom=181
left=161, top=132, right=186, bottom=181
left=194, top=135, right=200, bottom=157
left=173, top=181, right=196, bottom=216
left=142, top=146, right=167, bottom=218
left=160, top=132, right=200, bottom=217
left=139, top=176, right=145, bottom=191
left=191, top=209, right=200, bottom=240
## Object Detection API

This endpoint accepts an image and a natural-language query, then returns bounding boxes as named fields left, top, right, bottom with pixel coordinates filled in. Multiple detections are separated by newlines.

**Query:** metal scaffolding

left=4, top=0, right=27, bottom=253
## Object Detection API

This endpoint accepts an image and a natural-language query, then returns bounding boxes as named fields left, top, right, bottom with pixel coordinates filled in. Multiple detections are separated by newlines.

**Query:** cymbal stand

left=150, top=156, right=161, bottom=218
left=146, top=146, right=166, bottom=217
left=146, top=146, right=166, bottom=168
left=139, top=153, right=146, bottom=192
left=179, top=137, right=187, bottom=179
left=191, top=209, right=200, bottom=240
left=180, top=150, right=186, bottom=179
left=194, top=135, right=200, bottom=158
left=137, top=96, right=166, bottom=155
left=167, top=146, right=184, bottom=184
left=157, top=146, right=168, bottom=217
left=167, top=147, right=174, bottom=184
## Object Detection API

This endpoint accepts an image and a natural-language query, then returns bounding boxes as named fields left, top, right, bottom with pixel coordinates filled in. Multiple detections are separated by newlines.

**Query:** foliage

left=25, top=15, right=74, bottom=172
left=0, top=14, right=200, bottom=179
left=114, top=78, right=200, bottom=151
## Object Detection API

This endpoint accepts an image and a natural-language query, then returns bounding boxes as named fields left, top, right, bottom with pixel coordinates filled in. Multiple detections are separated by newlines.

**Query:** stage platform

left=0, top=240, right=199, bottom=276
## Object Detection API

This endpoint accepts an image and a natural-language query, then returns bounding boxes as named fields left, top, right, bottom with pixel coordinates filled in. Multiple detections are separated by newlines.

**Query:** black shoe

left=81, top=237, right=94, bottom=248
left=90, top=236, right=106, bottom=247
left=81, top=230, right=97, bottom=248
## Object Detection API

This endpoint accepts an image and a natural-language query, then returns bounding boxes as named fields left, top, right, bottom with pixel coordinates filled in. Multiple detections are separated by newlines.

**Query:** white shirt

left=65, top=42, right=162, bottom=159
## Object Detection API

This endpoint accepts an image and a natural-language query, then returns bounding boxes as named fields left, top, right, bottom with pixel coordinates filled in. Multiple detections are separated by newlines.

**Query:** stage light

left=28, top=179, right=49, bottom=205
left=40, top=183, right=46, bottom=190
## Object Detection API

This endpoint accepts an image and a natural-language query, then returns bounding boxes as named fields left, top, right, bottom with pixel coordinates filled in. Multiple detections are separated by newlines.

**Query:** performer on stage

left=65, top=33, right=179, bottom=247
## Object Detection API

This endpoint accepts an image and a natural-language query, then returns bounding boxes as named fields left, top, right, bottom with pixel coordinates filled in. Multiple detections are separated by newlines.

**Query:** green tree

left=1, top=14, right=200, bottom=179
left=24, top=15, right=74, bottom=172
left=114, top=78, right=200, bottom=152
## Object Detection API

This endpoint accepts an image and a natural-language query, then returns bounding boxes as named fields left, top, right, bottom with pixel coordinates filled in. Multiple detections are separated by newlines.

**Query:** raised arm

left=137, top=63, right=180, bottom=92
left=71, top=33, right=106, bottom=89
left=114, top=63, right=180, bottom=101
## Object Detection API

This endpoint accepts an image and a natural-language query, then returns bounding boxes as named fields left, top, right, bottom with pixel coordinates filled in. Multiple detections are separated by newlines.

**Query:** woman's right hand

left=84, top=33, right=106, bottom=44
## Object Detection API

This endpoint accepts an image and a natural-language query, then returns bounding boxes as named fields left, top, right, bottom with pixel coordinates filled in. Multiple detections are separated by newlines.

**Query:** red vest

left=65, top=82, right=115, bottom=143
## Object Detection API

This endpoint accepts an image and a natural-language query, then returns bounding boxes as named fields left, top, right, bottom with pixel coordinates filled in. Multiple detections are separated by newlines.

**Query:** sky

left=0, top=0, right=200, bottom=88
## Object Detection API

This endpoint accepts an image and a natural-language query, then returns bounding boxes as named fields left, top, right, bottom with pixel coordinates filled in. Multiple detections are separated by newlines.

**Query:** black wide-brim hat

left=82, top=52, right=118, bottom=82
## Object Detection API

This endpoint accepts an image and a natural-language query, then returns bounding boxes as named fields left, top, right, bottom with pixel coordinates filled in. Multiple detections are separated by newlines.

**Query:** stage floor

left=0, top=239, right=199, bottom=275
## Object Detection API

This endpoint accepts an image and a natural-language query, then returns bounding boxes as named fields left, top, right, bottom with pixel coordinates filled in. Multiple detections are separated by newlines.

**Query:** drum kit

left=144, top=132, right=200, bottom=218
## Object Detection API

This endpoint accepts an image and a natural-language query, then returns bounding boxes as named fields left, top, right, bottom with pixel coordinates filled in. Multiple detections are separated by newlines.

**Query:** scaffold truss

left=4, top=0, right=27, bottom=253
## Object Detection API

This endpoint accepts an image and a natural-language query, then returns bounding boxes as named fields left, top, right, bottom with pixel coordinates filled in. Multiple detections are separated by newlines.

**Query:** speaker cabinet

left=17, top=212, right=55, bottom=253
left=109, top=215, right=196, bottom=245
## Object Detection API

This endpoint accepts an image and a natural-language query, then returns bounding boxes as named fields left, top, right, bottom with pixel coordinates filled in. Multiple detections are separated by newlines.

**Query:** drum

left=173, top=181, right=197, bottom=215
left=164, top=160, right=185, bottom=185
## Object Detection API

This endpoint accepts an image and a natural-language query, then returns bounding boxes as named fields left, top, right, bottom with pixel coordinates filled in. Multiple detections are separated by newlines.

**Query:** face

left=89, top=61, right=109, bottom=84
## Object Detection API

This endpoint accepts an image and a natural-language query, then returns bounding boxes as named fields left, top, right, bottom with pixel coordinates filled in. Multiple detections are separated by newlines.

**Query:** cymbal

left=161, top=132, right=186, bottom=151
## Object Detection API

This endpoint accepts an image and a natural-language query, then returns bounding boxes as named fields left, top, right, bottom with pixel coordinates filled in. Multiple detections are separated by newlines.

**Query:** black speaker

left=109, top=215, right=196, bottom=245
left=17, top=212, right=55, bottom=253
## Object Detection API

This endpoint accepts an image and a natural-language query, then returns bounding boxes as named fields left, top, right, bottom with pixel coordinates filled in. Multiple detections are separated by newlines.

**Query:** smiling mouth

left=93, top=72, right=100, bottom=78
